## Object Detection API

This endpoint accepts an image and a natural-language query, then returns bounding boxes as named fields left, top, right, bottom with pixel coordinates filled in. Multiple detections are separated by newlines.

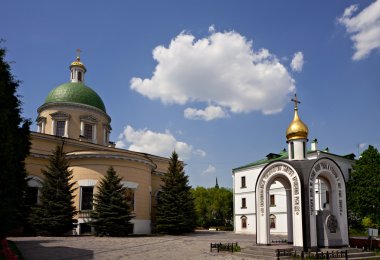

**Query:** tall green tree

left=347, top=145, right=380, bottom=228
left=192, top=186, right=233, bottom=228
left=90, top=166, right=133, bottom=236
left=0, top=47, right=31, bottom=238
left=156, top=151, right=196, bottom=234
left=30, top=144, right=76, bottom=235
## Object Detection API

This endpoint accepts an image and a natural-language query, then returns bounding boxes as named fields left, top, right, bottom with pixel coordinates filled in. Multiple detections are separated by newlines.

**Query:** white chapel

left=232, top=95, right=355, bottom=249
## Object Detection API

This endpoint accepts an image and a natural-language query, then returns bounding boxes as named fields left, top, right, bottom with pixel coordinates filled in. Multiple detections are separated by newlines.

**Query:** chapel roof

left=232, top=150, right=355, bottom=172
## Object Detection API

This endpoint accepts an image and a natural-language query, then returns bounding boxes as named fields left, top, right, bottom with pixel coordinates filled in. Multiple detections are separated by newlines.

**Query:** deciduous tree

left=347, top=145, right=380, bottom=228
left=192, top=186, right=233, bottom=228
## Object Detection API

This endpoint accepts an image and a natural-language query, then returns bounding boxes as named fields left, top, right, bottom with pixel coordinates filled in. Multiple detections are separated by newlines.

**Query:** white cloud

left=202, top=165, right=216, bottom=175
left=184, top=105, right=229, bottom=121
left=116, top=125, right=204, bottom=160
left=194, top=149, right=207, bottom=157
left=291, top=52, right=304, bottom=72
left=130, top=29, right=296, bottom=117
left=208, top=24, right=215, bottom=33
left=338, top=1, right=380, bottom=60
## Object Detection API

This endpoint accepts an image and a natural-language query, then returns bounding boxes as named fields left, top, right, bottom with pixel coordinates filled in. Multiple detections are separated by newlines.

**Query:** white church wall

left=233, top=166, right=262, bottom=193
left=234, top=214, right=256, bottom=234
left=233, top=166, right=263, bottom=234
left=269, top=213, right=288, bottom=234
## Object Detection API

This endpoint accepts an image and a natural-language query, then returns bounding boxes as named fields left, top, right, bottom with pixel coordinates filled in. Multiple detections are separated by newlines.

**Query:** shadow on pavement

left=186, top=230, right=228, bottom=237
left=13, top=240, right=93, bottom=260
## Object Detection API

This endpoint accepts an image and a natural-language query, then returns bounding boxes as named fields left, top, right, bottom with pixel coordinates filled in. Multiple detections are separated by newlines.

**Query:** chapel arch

left=268, top=176, right=292, bottom=243
left=255, top=162, right=303, bottom=247
left=308, top=158, right=348, bottom=248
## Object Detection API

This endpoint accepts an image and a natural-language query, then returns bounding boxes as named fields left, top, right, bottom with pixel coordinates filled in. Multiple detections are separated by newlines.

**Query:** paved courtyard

left=10, top=231, right=268, bottom=260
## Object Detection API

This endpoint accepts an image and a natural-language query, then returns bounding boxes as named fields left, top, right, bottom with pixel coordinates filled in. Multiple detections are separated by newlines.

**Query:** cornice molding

left=38, top=102, right=111, bottom=122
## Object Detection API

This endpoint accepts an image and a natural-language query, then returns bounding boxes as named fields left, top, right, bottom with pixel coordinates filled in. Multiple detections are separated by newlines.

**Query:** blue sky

left=2, top=0, right=380, bottom=188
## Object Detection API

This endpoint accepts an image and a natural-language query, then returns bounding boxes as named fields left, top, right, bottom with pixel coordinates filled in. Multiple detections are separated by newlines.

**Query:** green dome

left=44, top=82, right=106, bottom=112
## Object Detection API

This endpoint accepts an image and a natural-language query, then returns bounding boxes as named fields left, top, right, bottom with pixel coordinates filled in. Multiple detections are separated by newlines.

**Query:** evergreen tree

left=156, top=151, right=196, bottom=234
left=347, top=145, right=380, bottom=228
left=91, top=166, right=133, bottom=236
left=0, top=47, right=31, bottom=238
left=30, top=144, right=76, bottom=235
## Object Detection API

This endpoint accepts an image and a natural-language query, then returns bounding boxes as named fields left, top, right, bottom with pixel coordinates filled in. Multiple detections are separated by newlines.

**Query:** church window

left=78, top=71, right=82, bottom=81
left=270, top=214, right=276, bottom=229
left=125, top=188, right=135, bottom=211
left=241, top=216, right=247, bottom=229
left=325, top=190, right=330, bottom=204
left=290, top=142, right=294, bottom=159
left=55, top=120, right=66, bottom=137
left=84, top=123, right=93, bottom=139
left=241, top=198, right=246, bottom=208
left=80, top=186, right=94, bottom=210
left=270, top=194, right=275, bottom=206
left=241, top=176, right=246, bottom=188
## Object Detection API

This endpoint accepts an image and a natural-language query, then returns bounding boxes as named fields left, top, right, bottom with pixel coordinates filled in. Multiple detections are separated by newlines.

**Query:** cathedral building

left=25, top=55, right=169, bottom=235
left=232, top=96, right=355, bottom=249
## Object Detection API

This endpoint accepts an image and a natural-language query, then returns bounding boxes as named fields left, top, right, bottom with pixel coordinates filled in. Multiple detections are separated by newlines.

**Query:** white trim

left=121, top=181, right=139, bottom=189
left=78, top=179, right=97, bottom=186
left=28, top=176, right=43, bottom=188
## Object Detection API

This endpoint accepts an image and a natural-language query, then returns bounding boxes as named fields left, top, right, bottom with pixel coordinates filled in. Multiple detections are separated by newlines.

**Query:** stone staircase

left=235, top=245, right=380, bottom=259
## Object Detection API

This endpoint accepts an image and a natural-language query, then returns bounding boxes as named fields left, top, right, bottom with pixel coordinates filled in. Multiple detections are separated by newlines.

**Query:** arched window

left=27, top=176, right=43, bottom=205
left=241, top=215, right=247, bottom=229
left=270, top=214, right=276, bottom=229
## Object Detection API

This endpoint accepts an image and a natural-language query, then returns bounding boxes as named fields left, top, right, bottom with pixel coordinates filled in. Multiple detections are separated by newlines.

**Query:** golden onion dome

left=70, top=56, right=87, bottom=72
left=286, top=95, right=308, bottom=141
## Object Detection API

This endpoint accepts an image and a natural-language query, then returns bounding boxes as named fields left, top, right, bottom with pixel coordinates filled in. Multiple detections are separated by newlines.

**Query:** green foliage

left=90, top=166, right=134, bottom=236
left=362, top=216, right=378, bottom=229
left=155, top=151, right=196, bottom=234
left=347, top=145, right=380, bottom=229
left=29, top=144, right=77, bottom=235
left=192, top=186, right=233, bottom=228
left=233, top=244, right=241, bottom=252
left=0, top=47, right=31, bottom=238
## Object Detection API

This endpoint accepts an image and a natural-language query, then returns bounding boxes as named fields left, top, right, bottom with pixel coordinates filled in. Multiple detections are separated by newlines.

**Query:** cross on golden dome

left=70, top=49, right=86, bottom=72
left=76, top=48, right=82, bottom=59
left=286, top=93, right=309, bottom=141
left=291, top=94, right=300, bottom=110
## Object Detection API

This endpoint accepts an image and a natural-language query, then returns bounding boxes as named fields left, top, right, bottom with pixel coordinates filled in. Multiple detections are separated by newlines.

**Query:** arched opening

left=268, top=177, right=293, bottom=244
left=314, top=173, right=342, bottom=247
left=314, top=177, right=331, bottom=213
left=308, top=159, right=348, bottom=248
left=241, top=215, right=247, bottom=229
left=256, top=163, right=303, bottom=247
